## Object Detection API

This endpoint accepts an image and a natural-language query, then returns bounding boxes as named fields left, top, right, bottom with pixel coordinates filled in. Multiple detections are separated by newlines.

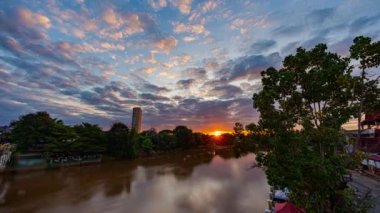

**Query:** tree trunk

left=355, top=104, right=362, bottom=152
left=355, top=69, right=365, bottom=153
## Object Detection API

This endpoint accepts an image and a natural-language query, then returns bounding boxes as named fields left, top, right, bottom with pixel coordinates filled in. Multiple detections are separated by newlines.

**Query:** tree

left=10, top=112, right=69, bottom=152
left=252, top=43, right=362, bottom=211
left=139, top=135, right=154, bottom=152
left=173, top=126, right=194, bottom=149
left=141, top=128, right=159, bottom=150
left=44, top=121, right=77, bottom=153
left=73, top=123, right=107, bottom=153
left=106, top=122, right=131, bottom=159
left=233, top=122, right=244, bottom=141
left=349, top=36, right=380, bottom=151
left=158, top=130, right=176, bottom=150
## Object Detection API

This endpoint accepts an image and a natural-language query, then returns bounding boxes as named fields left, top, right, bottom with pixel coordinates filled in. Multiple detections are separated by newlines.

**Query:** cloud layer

left=0, top=0, right=379, bottom=132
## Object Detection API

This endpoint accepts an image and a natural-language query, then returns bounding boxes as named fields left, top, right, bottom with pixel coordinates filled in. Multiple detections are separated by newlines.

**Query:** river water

left=0, top=149, right=269, bottom=213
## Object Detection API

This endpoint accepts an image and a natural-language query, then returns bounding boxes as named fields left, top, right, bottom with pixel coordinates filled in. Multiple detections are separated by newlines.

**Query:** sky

left=0, top=0, right=379, bottom=132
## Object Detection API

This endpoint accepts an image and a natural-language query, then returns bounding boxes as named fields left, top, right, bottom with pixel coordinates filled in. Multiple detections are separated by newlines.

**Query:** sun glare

left=213, top=131, right=222, bottom=137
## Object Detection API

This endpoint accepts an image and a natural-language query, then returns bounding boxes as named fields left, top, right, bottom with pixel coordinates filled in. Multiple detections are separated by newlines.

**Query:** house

left=358, top=111, right=380, bottom=154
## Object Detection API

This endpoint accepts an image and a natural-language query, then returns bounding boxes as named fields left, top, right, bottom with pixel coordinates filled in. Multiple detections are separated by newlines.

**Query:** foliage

left=253, top=44, right=354, bottom=131
left=8, top=113, right=229, bottom=161
left=349, top=36, right=380, bottom=150
left=233, top=122, right=244, bottom=139
left=157, top=130, right=177, bottom=150
left=106, top=122, right=135, bottom=159
left=44, top=122, right=77, bottom=153
left=139, top=135, right=154, bottom=152
left=73, top=123, right=107, bottom=153
left=173, top=126, right=194, bottom=149
left=234, top=123, right=270, bottom=156
left=10, top=112, right=68, bottom=152
left=251, top=40, right=374, bottom=211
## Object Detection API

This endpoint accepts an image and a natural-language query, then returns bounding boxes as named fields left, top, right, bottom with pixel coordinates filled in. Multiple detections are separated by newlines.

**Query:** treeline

left=7, top=111, right=231, bottom=160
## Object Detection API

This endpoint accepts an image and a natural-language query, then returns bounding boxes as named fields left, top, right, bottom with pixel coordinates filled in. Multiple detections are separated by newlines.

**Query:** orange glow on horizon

left=213, top=131, right=222, bottom=137
left=207, top=130, right=232, bottom=136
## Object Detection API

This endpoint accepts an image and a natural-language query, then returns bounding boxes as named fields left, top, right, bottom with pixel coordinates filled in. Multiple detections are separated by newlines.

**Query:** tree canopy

left=252, top=37, right=378, bottom=211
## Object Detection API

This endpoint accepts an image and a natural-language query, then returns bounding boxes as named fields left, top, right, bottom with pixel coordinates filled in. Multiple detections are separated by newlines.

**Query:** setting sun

left=213, top=131, right=222, bottom=137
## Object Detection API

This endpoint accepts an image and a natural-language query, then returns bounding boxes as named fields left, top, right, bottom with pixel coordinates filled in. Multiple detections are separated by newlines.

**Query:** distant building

left=358, top=111, right=380, bottom=153
left=131, top=107, right=142, bottom=133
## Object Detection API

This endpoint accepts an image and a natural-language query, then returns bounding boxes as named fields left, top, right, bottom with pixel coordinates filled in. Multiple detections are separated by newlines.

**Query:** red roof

left=368, top=155, right=380, bottom=161
left=362, top=111, right=380, bottom=124
left=275, top=202, right=305, bottom=213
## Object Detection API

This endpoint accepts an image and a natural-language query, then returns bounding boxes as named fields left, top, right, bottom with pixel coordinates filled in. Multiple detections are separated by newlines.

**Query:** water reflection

left=0, top=149, right=269, bottom=213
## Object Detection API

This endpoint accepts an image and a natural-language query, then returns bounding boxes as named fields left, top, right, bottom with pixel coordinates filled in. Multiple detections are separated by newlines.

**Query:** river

left=0, top=149, right=269, bottom=213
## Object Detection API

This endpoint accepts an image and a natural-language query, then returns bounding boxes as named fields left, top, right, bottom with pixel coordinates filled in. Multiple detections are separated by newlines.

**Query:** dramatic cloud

left=218, top=53, right=282, bottom=82
left=0, top=0, right=379, bottom=131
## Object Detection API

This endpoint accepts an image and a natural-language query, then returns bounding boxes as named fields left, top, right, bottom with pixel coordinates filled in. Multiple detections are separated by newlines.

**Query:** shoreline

left=0, top=145, right=233, bottom=175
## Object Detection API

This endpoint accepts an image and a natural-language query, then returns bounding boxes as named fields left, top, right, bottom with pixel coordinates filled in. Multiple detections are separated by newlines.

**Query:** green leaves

left=253, top=41, right=353, bottom=131
left=251, top=36, right=380, bottom=211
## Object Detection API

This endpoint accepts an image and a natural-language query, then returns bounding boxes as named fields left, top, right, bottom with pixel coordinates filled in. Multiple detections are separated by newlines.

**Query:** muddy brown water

left=0, top=149, right=269, bottom=213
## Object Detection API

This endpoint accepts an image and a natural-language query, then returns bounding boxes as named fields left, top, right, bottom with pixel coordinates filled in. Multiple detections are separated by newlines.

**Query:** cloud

left=100, top=42, right=125, bottom=51
left=308, top=8, right=335, bottom=25
left=203, top=58, right=219, bottom=70
left=183, top=36, right=196, bottom=42
left=102, top=8, right=146, bottom=36
left=101, top=69, right=116, bottom=78
left=140, top=93, right=170, bottom=101
left=208, top=85, right=243, bottom=99
left=202, top=1, right=217, bottom=12
left=103, top=8, right=120, bottom=27
left=16, top=8, right=51, bottom=29
left=281, top=41, right=301, bottom=55
left=101, top=31, right=123, bottom=40
left=129, top=75, right=171, bottom=94
left=0, top=8, right=49, bottom=41
left=170, top=0, right=192, bottom=14
left=84, top=20, right=98, bottom=31
left=350, top=14, right=380, bottom=33
left=173, top=22, right=208, bottom=35
left=163, top=54, right=192, bottom=68
left=218, top=53, right=282, bottom=82
left=124, top=14, right=145, bottom=35
left=154, top=36, right=178, bottom=53
left=140, top=67, right=156, bottom=74
left=177, top=79, right=196, bottom=89
left=143, top=83, right=171, bottom=93
left=0, top=35, right=24, bottom=56
left=148, top=0, right=168, bottom=10
left=272, top=25, right=303, bottom=37
left=182, top=67, right=207, bottom=79
left=72, top=29, right=86, bottom=39
left=230, top=17, right=270, bottom=34
left=250, top=40, right=276, bottom=53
